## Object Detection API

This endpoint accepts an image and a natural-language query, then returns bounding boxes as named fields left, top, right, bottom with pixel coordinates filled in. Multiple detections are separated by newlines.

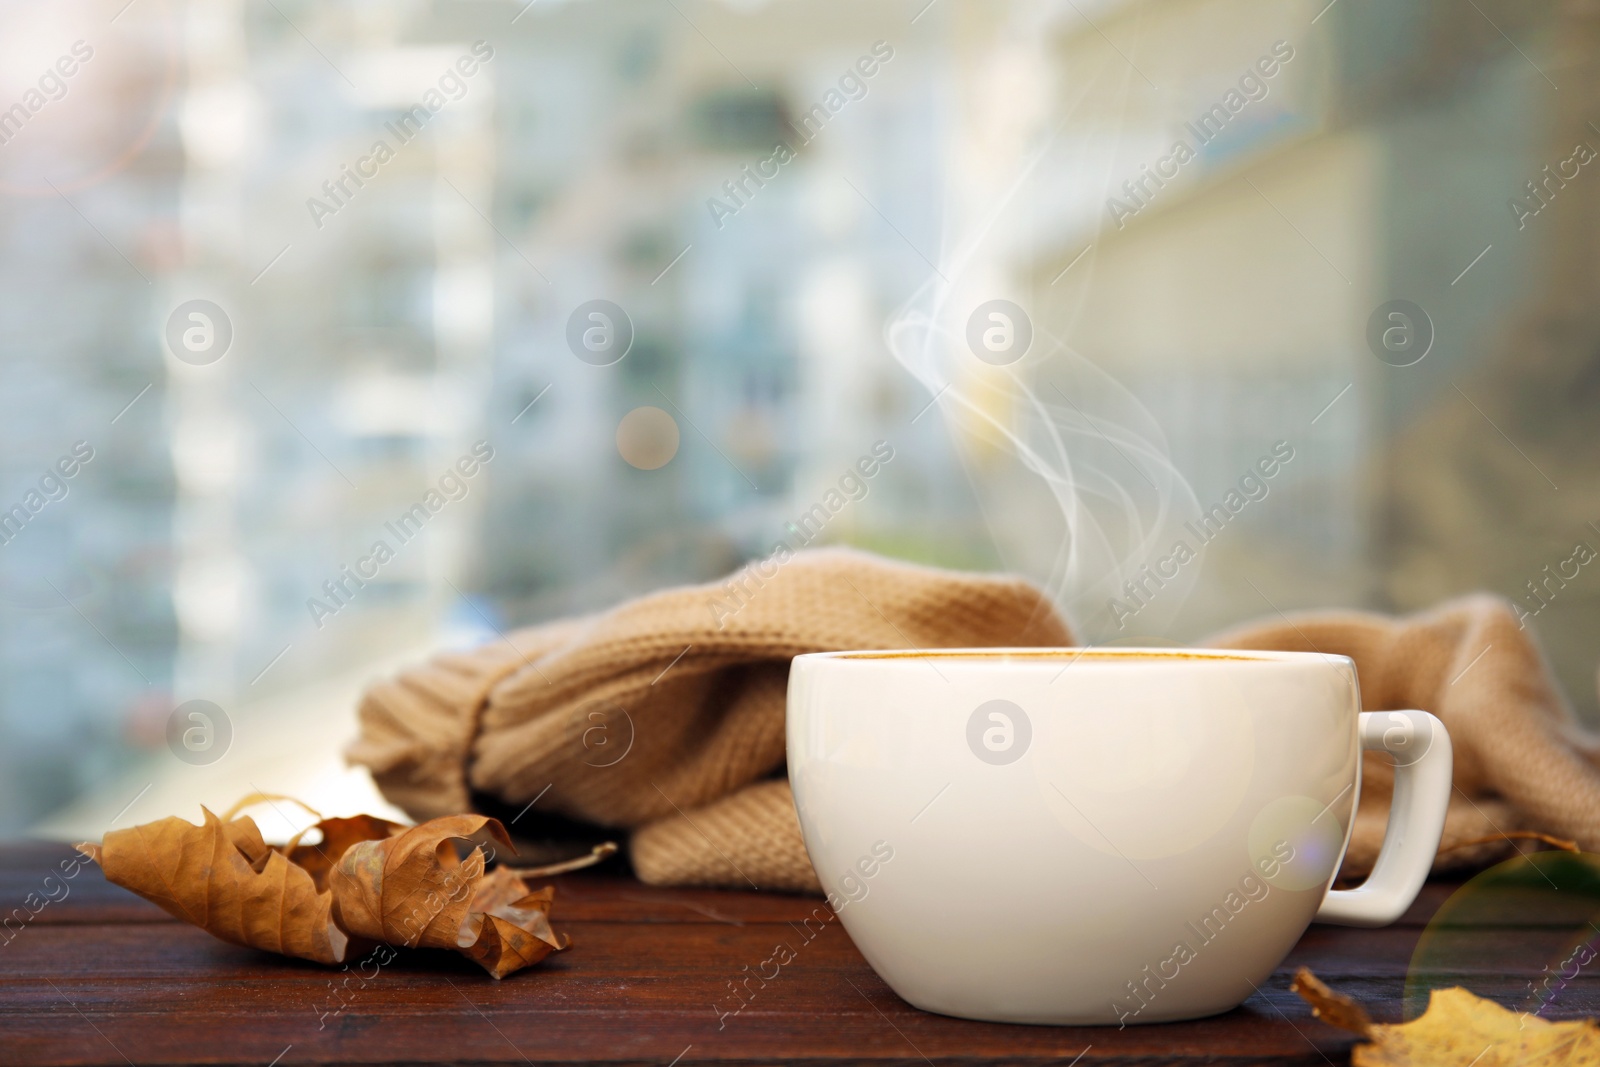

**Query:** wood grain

left=0, top=843, right=1589, bottom=1066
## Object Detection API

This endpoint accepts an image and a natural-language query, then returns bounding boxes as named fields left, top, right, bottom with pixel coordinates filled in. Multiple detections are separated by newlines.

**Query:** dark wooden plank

left=0, top=1012, right=1349, bottom=1067
left=0, top=842, right=1571, bottom=1066
left=0, top=921, right=1438, bottom=989
left=13, top=918, right=1548, bottom=1003
left=0, top=841, right=841, bottom=929
left=0, top=841, right=172, bottom=927
left=0, top=966, right=1354, bottom=1067
left=4, top=841, right=1515, bottom=930
left=0, top=931, right=1378, bottom=1066
left=0, top=864, right=1333, bottom=1064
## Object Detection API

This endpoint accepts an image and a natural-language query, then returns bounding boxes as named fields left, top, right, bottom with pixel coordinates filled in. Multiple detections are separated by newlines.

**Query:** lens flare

left=1405, top=850, right=1600, bottom=1022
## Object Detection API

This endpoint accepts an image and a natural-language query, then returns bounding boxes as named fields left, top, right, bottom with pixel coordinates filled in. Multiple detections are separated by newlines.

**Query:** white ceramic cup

left=786, top=647, right=1452, bottom=1026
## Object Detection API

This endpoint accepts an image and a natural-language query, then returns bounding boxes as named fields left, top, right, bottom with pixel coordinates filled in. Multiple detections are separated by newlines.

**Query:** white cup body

left=786, top=647, right=1363, bottom=1025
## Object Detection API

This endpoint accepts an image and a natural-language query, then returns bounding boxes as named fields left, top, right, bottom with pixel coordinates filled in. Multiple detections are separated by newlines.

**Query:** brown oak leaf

left=1292, top=966, right=1600, bottom=1065
left=78, top=799, right=569, bottom=979
left=75, top=801, right=375, bottom=965
left=328, top=814, right=570, bottom=979
left=287, top=814, right=408, bottom=892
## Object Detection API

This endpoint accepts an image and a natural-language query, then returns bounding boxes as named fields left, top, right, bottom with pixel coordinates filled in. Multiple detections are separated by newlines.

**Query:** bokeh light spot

left=616, top=406, right=679, bottom=470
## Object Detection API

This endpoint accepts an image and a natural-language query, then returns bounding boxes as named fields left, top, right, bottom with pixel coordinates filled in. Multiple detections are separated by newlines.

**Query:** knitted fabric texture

left=348, top=549, right=1598, bottom=891
left=1205, top=592, right=1600, bottom=878
left=348, top=549, right=1070, bottom=891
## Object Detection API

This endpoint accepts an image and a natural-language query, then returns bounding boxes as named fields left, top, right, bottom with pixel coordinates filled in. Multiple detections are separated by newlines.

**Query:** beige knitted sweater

left=348, top=548, right=1600, bottom=891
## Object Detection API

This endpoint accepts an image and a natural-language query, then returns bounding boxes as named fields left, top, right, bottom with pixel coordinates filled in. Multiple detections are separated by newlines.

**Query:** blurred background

left=3, top=0, right=1597, bottom=838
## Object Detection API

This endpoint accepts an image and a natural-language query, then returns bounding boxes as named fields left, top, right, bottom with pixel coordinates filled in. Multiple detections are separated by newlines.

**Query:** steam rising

left=885, top=240, right=1201, bottom=639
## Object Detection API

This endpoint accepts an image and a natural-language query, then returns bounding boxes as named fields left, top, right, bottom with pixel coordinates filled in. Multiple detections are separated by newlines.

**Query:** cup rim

left=794, top=646, right=1355, bottom=667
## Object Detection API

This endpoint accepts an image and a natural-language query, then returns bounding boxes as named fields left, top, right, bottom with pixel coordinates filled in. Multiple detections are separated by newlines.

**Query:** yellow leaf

left=1293, top=966, right=1600, bottom=1066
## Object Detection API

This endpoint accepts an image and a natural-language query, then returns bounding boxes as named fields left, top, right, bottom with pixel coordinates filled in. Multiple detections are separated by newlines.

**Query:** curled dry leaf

left=329, top=814, right=570, bottom=979
left=1293, top=966, right=1600, bottom=1066
left=1290, top=967, right=1375, bottom=1037
left=77, top=799, right=569, bottom=979
left=287, top=814, right=410, bottom=892
left=75, top=803, right=359, bottom=965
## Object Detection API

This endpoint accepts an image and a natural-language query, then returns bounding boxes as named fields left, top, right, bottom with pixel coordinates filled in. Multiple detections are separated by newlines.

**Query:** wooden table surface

left=0, top=841, right=1588, bottom=1066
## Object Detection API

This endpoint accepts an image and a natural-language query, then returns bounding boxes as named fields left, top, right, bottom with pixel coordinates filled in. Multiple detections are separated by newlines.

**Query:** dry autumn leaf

left=77, top=797, right=571, bottom=979
left=75, top=798, right=371, bottom=965
left=1293, top=966, right=1600, bottom=1066
left=328, top=813, right=569, bottom=979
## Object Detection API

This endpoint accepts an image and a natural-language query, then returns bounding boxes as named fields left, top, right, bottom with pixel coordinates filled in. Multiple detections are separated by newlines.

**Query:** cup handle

left=1314, top=709, right=1452, bottom=927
